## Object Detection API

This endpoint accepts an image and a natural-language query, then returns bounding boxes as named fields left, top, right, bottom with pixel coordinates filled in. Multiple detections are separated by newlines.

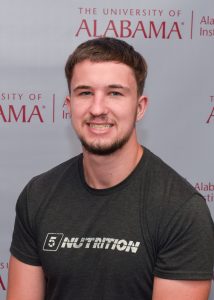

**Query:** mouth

left=89, top=124, right=113, bottom=129
left=86, top=122, right=114, bottom=133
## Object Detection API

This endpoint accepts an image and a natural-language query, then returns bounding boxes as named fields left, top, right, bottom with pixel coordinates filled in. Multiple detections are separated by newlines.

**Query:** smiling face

left=66, top=60, right=147, bottom=156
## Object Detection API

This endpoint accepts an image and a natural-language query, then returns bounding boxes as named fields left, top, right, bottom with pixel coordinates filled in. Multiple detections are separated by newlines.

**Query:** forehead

left=70, top=60, right=137, bottom=89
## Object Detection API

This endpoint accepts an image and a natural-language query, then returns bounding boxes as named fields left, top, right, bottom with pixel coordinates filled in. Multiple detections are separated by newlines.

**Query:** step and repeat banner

left=0, top=0, right=214, bottom=298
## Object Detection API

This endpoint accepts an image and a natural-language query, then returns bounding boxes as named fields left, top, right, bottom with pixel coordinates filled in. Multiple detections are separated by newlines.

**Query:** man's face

left=66, top=60, right=147, bottom=155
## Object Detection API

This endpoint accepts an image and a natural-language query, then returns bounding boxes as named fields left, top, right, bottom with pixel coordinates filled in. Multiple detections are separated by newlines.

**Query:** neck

left=82, top=140, right=143, bottom=189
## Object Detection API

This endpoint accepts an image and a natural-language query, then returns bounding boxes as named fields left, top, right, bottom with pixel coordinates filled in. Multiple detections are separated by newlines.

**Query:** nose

left=89, top=92, right=108, bottom=116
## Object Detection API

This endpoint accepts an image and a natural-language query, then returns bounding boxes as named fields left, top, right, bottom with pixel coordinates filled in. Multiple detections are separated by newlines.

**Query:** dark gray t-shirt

left=10, top=147, right=214, bottom=300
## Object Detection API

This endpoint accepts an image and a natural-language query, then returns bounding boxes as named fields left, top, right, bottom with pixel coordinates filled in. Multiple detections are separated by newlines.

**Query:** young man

left=7, top=37, right=214, bottom=300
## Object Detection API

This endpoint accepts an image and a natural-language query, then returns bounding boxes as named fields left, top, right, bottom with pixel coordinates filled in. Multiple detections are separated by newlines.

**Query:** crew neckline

left=78, top=146, right=149, bottom=196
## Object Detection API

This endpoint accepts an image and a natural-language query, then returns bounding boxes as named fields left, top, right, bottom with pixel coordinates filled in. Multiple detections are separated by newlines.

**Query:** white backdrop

left=0, top=0, right=214, bottom=298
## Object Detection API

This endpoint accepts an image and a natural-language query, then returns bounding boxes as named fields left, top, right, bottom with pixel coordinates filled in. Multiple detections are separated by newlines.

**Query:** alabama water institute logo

left=195, top=182, right=214, bottom=202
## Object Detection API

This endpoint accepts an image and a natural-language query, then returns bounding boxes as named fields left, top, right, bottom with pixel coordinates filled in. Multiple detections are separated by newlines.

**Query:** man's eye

left=79, top=91, right=92, bottom=96
left=110, top=91, right=122, bottom=96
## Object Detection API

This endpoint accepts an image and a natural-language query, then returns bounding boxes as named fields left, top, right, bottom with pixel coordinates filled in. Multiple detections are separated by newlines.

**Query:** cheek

left=120, top=106, right=138, bottom=120
left=71, top=107, right=89, bottom=129
left=71, top=103, right=87, bottom=118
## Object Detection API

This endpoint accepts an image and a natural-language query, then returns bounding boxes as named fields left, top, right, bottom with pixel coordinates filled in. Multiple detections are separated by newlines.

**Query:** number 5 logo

left=43, top=233, right=64, bottom=251
left=48, top=236, right=57, bottom=247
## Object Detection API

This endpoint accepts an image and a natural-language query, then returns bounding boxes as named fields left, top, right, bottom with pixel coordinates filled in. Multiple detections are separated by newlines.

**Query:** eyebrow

left=108, top=84, right=130, bottom=91
left=73, top=84, right=130, bottom=92
left=73, top=85, right=91, bottom=92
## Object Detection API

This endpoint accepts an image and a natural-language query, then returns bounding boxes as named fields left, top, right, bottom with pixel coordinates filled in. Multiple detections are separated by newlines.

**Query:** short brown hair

left=65, top=37, right=147, bottom=96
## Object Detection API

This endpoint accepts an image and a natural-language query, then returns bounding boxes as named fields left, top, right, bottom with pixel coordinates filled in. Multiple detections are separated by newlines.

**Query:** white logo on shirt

left=43, top=234, right=140, bottom=253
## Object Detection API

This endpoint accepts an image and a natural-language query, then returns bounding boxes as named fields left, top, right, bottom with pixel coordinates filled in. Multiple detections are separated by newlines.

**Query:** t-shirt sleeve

left=154, top=194, right=214, bottom=280
left=10, top=182, right=41, bottom=266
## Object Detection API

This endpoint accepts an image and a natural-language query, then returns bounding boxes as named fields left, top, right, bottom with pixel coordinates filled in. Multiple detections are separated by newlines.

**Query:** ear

left=136, top=96, right=148, bottom=121
left=65, top=96, right=72, bottom=116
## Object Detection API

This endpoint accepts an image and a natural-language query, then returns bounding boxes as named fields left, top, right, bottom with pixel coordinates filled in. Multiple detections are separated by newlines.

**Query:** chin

left=81, top=137, right=130, bottom=156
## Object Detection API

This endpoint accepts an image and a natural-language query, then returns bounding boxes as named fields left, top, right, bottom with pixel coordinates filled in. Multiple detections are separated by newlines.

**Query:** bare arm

left=152, top=277, right=212, bottom=300
left=7, top=256, right=45, bottom=300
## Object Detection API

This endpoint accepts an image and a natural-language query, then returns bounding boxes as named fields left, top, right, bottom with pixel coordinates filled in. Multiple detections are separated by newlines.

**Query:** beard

left=75, top=111, right=137, bottom=156
left=79, top=133, right=131, bottom=156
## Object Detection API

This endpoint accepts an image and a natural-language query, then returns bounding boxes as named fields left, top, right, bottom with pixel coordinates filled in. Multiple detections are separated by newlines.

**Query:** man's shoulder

left=27, top=153, right=82, bottom=191
left=15, top=154, right=83, bottom=226
left=144, top=147, right=199, bottom=202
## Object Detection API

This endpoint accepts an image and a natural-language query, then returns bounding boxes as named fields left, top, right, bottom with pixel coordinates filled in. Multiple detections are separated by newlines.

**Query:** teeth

left=90, top=124, right=112, bottom=128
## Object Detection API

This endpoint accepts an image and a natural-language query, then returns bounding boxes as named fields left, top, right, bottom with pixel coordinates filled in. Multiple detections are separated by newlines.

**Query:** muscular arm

left=152, top=277, right=212, bottom=300
left=7, top=256, right=45, bottom=300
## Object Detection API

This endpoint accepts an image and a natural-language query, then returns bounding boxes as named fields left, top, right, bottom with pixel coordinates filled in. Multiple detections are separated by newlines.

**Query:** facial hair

left=80, top=134, right=131, bottom=155
left=78, top=112, right=137, bottom=156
